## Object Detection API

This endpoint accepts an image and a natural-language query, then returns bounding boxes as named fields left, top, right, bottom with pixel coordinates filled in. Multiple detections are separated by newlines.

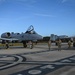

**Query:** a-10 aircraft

left=0, top=25, right=43, bottom=48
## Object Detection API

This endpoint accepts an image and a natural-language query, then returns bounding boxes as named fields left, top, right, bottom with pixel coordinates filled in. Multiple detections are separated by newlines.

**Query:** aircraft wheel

left=23, top=44, right=27, bottom=48
left=73, top=42, right=75, bottom=47
left=22, top=41, right=27, bottom=48
left=55, top=42, right=58, bottom=46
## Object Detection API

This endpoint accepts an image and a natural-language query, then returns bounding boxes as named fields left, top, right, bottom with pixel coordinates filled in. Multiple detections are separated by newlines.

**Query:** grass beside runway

left=0, top=43, right=23, bottom=48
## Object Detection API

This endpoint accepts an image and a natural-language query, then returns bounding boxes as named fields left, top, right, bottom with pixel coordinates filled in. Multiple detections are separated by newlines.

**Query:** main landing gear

left=22, top=41, right=27, bottom=48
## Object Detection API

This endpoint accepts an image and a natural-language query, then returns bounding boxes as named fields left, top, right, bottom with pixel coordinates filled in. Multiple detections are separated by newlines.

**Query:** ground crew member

left=6, top=42, right=9, bottom=49
left=68, top=40, right=72, bottom=48
left=29, top=41, right=33, bottom=49
left=73, top=41, right=75, bottom=47
left=55, top=40, right=58, bottom=46
left=48, top=40, right=51, bottom=50
left=58, top=39, right=62, bottom=51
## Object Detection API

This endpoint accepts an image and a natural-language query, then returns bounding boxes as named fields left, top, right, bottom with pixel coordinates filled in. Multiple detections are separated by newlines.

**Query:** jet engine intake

left=1, top=32, right=11, bottom=38
left=7, top=32, right=10, bottom=37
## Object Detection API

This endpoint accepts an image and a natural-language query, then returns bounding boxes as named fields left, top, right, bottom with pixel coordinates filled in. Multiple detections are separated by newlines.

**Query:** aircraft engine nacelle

left=1, top=32, right=11, bottom=38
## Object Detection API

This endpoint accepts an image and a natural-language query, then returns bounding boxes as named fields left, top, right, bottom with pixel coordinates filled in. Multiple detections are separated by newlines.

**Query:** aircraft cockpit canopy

left=25, top=25, right=37, bottom=34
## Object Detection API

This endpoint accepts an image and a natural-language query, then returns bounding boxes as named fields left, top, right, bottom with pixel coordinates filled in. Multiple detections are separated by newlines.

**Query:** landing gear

left=73, top=42, right=75, bottom=47
left=55, top=42, right=58, bottom=46
left=29, top=41, right=33, bottom=49
left=6, top=42, right=9, bottom=49
left=22, top=41, right=27, bottom=48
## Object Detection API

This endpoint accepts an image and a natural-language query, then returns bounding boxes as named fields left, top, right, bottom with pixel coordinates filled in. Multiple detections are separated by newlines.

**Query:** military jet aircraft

left=0, top=25, right=43, bottom=48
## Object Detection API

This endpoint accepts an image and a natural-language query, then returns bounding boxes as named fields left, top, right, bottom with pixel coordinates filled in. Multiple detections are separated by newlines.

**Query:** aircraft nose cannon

left=1, top=32, right=11, bottom=38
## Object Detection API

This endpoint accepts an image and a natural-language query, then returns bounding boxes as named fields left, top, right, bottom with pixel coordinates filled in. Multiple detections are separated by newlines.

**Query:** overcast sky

left=0, top=0, right=75, bottom=36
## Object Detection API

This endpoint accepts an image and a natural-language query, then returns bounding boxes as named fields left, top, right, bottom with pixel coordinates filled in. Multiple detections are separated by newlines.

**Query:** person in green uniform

left=58, top=39, right=62, bottom=51
left=68, top=40, right=72, bottom=48
left=48, top=39, right=51, bottom=50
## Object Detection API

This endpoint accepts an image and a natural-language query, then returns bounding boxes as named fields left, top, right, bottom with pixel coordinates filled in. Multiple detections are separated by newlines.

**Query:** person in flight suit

left=68, top=40, right=72, bottom=48
left=5, top=41, right=9, bottom=49
left=29, top=41, right=33, bottom=49
left=48, top=39, right=51, bottom=50
left=58, top=39, right=62, bottom=51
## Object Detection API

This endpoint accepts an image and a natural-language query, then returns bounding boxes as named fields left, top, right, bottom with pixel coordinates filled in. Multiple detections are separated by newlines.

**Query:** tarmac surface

left=0, top=43, right=75, bottom=75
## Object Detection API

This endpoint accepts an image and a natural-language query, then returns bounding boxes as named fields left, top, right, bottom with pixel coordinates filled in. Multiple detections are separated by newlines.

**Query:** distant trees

left=38, top=36, right=72, bottom=43
left=43, top=36, right=50, bottom=41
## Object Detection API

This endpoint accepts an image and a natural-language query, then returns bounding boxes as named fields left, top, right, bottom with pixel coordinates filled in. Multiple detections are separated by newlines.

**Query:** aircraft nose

left=1, top=32, right=11, bottom=38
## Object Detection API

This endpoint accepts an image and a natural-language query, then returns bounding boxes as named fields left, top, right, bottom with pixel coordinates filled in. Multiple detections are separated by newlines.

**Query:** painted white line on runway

left=40, top=65, right=55, bottom=69
left=20, top=61, right=75, bottom=65
left=61, top=59, right=71, bottom=62
left=0, top=55, right=23, bottom=70
left=70, top=57, right=75, bottom=60
left=17, top=74, right=23, bottom=75
left=28, top=70, right=42, bottom=74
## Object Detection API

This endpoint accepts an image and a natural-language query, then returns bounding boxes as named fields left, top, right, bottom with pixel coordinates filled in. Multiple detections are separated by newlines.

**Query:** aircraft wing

left=0, top=38, right=18, bottom=41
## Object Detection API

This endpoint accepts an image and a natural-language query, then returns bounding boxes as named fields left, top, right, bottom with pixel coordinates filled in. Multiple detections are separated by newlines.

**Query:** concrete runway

left=0, top=43, right=75, bottom=75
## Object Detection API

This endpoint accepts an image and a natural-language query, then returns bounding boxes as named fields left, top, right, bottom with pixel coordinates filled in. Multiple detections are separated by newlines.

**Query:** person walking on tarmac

left=29, top=41, right=33, bottom=49
left=58, top=39, right=62, bottom=51
left=5, top=41, right=9, bottom=49
left=68, top=40, right=72, bottom=48
left=48, top=39, right=51, bottom=50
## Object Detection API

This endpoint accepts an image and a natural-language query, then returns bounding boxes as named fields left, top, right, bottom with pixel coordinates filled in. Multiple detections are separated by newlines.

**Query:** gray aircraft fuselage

left=1, top=32, right=43, bottom=42
left=1, top=25, right=43, bottom=48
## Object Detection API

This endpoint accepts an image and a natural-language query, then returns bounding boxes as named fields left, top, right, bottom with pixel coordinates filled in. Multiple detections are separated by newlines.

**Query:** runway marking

left=28, top=70, right=42, bottom=74
left=0, top=50, right=75, bottom=75
left=17, top=74, right=22, bottom=75
left=0, top=55, right=26, bottom=70
left=10, top=55, right=75, bottom=75
left=40, top=65, right=55, bottom=69
left=0, top=55, right=22, bottom=70
left=18, top=50, right=50, bottom=55
left=10, top=64, right=64, bottom=75
left=61, top=59, right=71, bottom=62
left=70, top=57, right=75, bottom=60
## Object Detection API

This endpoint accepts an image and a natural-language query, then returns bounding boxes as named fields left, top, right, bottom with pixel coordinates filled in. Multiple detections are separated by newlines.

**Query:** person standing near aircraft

left=48, top=39, right=51, bottom=50
left=55, top=40, right=58, bottom=46
left=68, top=40, right=72, bottom=48
left=58, top=39, right=62, bottom=51
left=5, top=41, right=9, bottom=49
left=29, top=41, right=33, bottom=49
left=72, top=38, right=75, bottom=47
